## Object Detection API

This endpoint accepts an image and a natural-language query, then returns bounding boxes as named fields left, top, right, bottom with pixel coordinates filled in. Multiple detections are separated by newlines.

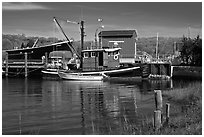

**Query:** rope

left=6, top=68, right=24, bottom=77
left=5, top=67, right=42, bottom=77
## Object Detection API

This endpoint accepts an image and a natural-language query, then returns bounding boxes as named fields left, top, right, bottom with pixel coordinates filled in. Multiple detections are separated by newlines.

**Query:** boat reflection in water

left=3, top=77, right=177, bottom=135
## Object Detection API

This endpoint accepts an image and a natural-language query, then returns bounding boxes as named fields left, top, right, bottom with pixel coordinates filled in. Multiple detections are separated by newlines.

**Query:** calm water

left=2, top=77, right=196, bottom=135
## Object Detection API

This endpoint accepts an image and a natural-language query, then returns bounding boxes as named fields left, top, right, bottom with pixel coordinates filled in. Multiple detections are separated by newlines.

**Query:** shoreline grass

left=117, top=81, right=202, bottom=135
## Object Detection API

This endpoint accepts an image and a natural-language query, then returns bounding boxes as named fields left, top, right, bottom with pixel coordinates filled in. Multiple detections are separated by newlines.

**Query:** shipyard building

left=98, top=30, right=137, bottom=63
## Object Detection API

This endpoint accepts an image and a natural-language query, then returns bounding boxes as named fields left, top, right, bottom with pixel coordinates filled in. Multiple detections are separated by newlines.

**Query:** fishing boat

left=42, top=17, right=141, bottom=80
left=43, top=47, right=140, bottom=79
left=57, top=47, right=140, bottom=80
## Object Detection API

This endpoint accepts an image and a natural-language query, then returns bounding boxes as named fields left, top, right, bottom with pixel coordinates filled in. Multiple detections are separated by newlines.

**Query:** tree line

left=3, top=34, right=201, bottom=66
left=2, top=34, right=61, bottom=50
left=180, top=35, right=202, bottom=66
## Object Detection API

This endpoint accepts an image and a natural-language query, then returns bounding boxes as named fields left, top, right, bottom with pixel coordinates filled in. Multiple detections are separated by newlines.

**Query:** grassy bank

left=172, top=66, right=202, bottom=80
left=120, top=81, right=202, bottom=135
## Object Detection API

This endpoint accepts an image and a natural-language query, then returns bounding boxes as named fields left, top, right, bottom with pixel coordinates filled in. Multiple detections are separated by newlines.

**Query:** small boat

left=41, top=50, right=73, bottom=79
left=58, top=71, right=105, bottom=81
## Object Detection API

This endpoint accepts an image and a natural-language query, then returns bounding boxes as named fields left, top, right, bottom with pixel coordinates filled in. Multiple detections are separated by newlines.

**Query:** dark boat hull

left=42, top=66, right=141, bottom=79
left=5, top=41, right=71, bottom=60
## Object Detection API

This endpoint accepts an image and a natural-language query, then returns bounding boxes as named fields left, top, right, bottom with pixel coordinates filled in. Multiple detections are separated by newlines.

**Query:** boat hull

left=58, top=72, right=104, bottom=81
left=78, top=66, right=140, bottom=77
left=5, top=41, right=71, bottom=60
left=42, top=69, right=65, bottom=79
left=42, top=66, right=141, bottom=79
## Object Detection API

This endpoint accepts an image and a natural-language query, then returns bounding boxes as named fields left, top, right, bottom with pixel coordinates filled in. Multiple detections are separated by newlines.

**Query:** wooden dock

left=142, top=62, right=171, bottom=79
left=2, top=52, right=47, bottom=77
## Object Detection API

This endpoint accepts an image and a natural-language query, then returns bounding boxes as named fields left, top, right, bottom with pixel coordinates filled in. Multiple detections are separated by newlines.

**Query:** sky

left=2, top=2, right=202, bottom=41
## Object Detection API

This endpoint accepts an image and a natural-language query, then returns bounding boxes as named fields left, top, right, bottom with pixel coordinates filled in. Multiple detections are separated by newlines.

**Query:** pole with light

left=98, top=18, right=104, bottom=48
left=95, top=25, right=104, bottom=48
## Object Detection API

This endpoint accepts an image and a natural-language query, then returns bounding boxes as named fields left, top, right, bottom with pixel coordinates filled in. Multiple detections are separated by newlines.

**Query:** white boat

left=41, top=50, right=73, bottom=79
left=58, top=71, right=105, bottom=81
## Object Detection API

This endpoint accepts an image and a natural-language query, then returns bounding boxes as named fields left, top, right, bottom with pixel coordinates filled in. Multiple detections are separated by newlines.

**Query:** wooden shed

left=98, top=30, right=137, bottom=60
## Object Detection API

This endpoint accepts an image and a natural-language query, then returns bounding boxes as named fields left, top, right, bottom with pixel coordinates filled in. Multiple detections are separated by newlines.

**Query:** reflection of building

left=98, top=30, right=137, bottom=63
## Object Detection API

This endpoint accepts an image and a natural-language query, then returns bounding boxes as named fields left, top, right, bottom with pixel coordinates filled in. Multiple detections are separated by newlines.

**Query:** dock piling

left=24, top=52, right=28, bottom=77
left=45, top=52, right=48, bottom=69
left=154, top=110, right=162, bottom=130
left=154, top=90, right=163, bottom=110
left=153, top=90, right=163, bottom=130
left=166, top=103, right=170, bottom=124
left=5, top=53, right=8, bottom=77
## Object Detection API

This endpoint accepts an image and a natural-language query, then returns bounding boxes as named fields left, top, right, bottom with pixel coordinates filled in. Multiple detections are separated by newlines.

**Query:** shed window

left=91, top=52, right=96, bottom=57
left=84, top=52, right=89, bottom=58
left=108, top=52, right=113, bottom=56
left=114, top=51, right=119, bottom=55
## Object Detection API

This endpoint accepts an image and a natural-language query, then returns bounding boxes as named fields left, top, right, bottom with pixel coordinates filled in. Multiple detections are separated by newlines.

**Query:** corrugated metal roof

left=98, top=30, right=137, bottom=37
left=5, top=40, right=71, bottom=52
left=82, top=47, right=121, bottom=52
left=49, top=51, right=72, bottom=58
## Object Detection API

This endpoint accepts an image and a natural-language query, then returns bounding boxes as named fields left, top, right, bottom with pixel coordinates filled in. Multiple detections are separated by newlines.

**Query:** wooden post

left=170, top=66, right=174, bottom=78
left=166, top=103, right=170, bottom=124
left=159, top=64, right=162, bottom=75
left=45, top=52, right=48, bottom=69
left=5, top=53, right=8, bottom=77
left=154, top=90, right=163, bottom=110
left=25, top=52, right=28, bottom=77
left=154, top=110, right=162, bottom=130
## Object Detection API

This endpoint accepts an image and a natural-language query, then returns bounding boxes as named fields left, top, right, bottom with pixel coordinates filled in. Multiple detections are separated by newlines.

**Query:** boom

left=53, top=17, right=81, bottom=58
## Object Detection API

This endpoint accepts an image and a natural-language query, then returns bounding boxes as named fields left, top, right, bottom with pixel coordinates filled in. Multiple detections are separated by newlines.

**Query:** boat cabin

left=82, top=48, right=121, bottom=71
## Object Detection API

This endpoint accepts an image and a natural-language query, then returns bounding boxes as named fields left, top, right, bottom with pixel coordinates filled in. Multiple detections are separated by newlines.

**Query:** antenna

left=80, top=7, right=84, bottom=21
left=156, top=32, right=159, bottom=59
left=188, top=26, right=191, bottom=39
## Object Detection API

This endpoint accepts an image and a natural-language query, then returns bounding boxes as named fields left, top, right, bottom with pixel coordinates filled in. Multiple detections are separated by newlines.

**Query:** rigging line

left=53, top=17, right=81, bottom=58
left=23, top=67, right=42, bottom=74
left=6, top=68, right=24, bottom=77
left=7, top=68, right=23, bottom=74
left=53, top=21, right=56, bottom=51
left=53, top=21, right=55, bottom=43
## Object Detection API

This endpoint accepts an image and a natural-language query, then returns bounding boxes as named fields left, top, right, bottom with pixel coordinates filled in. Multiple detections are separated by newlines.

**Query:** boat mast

left=53, top=17, right=81, bottom=58
left=80, top=20, right=85, bottom=69
left=156, top=32, right=159, bottom=60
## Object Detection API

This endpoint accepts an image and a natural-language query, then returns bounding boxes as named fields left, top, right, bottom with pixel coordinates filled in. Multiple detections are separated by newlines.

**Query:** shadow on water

left=2, top=77, right=199, bottom=135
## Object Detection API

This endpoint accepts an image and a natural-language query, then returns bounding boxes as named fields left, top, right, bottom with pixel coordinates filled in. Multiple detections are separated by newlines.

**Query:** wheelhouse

left=82, top=48, right=121, bottom=71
